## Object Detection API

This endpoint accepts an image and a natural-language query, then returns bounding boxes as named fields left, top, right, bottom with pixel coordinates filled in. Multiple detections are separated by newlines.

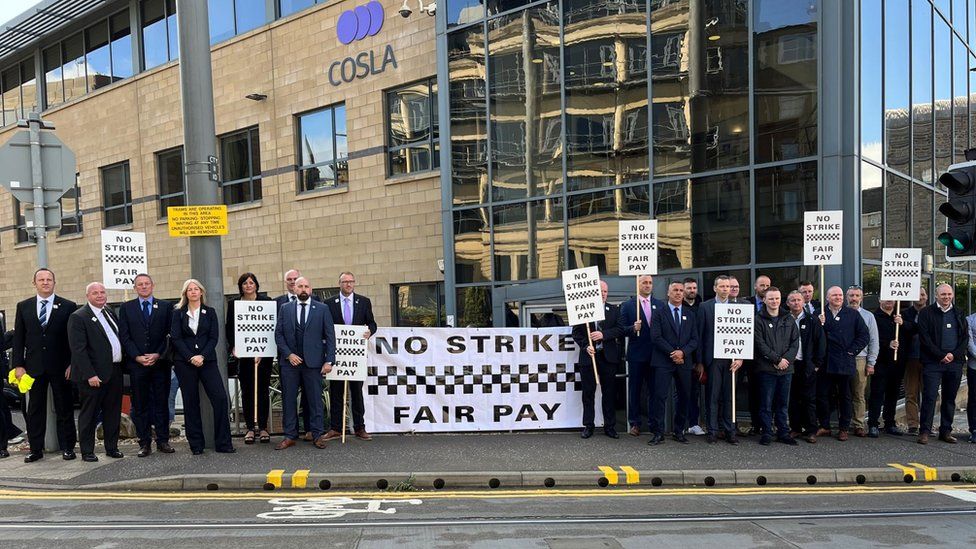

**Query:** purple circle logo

left=337, top=1, right=384, bottom=45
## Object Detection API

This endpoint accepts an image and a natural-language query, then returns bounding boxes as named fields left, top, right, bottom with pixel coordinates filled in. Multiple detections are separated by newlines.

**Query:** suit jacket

left=619, top=296, right=664, bottom=363
left=916, top=304, right=969, bottom=365
left=275, top=299, right=336, bottom=368
left=118, top=297, right=174, bottom=369
left=695, top=298, right=735, bottom=365
left=170, top=305, right=220, bottom=364
left=822, top=306, right=869, bottom=375
left=11, top=294, right=77, bottom=377
left=571, top=302, right=623, bottom=364
left=67, top=304, right=122, bottom=384
left=328, top=293, right=378, bottom=335
left=874, top=307, right=915, bottom=369
left=745, top=295, right=765, bottom=312
left=649, top=302, right=699, bottom=369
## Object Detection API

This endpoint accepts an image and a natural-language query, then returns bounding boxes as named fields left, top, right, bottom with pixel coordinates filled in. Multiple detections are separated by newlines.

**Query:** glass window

left=935, top=16, right=952, bottom=175
left=971, top=54, right=976, bottom=151
left=387, top=78, right=439, bottom=176
left=279, top=0, right=317, bottom=17
left=59, top=175, right=83, bottom=237
left=912, top=183, right=933, bottom=259
left=157, top=147, right=185, bottom=217
left=2, top=64, right=21, bottom=127
left=101, top=161, right=133, bottom=228
left=235, top=0, right=266, bottom=34
left=564, top=0, right=648, bottom=190
left=297, top=104, right=348, bottom=192
left=393, top=283, right=446, bottom=327
left=85, top=21, right=112, bottom=91
left=884, top=0, right=909, bottom=176
left=861, top=0, right=882, bottom=163
left=220, top=126, right=262, bottom=205
left=492, top=197, right=564, bottom=281
left=653, top=170, right=750, bottom=270
left=753, top=0, right=818, bottom=163
left=912, top=0, right=933, bottom=183
left=449, top=27, right=488, bottom=205
left=43, top=46, right=63, bottom=109
left=143, top=0, right=175, bottom=69
left=454, top=207, right=491, bottom=283
left=448, top=0, right=484, bottom=27
left=952, top=0, right=966, bottom=28
left=19, top=59, right=36, bottom=116
left=757, top=265, right=819, bottom=297
left=110, top=10, right=133, bottom=80
left=755, top=161, right=818, bottom=264
left=167, top=0, right=179, bottom=59
left=651, top=0, right=749, bottom=176
left=567, top=185, right=649, bottom=274
left=862, top=263, right=881, bottom=311
left=488, top=3, right=562, bottom=201
left=209, top=0, right=236, bottom=44
left=953, top=37, right=968, bottom=164
left=62, top=32, right=86, bottom=101
left=456, top=286, right=492, bottom=327
left=13, top=199, right=30, bottom=244
left=885, top=172, right=910, bottom=249
left=860, top=161, right=883, bottom=261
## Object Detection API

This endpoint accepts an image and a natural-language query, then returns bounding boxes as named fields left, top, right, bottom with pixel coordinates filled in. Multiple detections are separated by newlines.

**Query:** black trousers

left=920, top=361, right=963, bottom=435
left=329, top=380, right=366, bottom=432
left=705, top=359, right=734, bottom=436
left=128, top=362, right=172, bottom=446
left=578, top=354, right=617, bottom=428
left=26, top=370, right=77, bottom=453
left=174, top=360, right=233, bottom=452
left=650, top=366, right=692, bottom=436
left=789, top=359, right=818, bottom=435
left=745, top=361, right=762, bottom=432
left=238, top=357, right=273, bottom=431
left=867, top=360, right=905, bottom=429
left=817, top=372, right=852, bottom=430
left=968, top=367, right=976, bottom=433
left=77, top=366, right=123, bottom=455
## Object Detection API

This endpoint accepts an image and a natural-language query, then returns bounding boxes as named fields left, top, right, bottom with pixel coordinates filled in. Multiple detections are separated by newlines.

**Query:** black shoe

left=62, top=450, right=76, bottom=461
left=706, top=433, right=716, bottom=444
left=24, top=452, right=42, bottom=463
left=726, top=434, right=740, bottom=445
left=907, top=427, right=919, bottom=436
left=82, top=453, right=98, bottom=462
left=191, top=448, right=204, bottom=455
left=106, top=450, right=124, bottom=459
left=647, top=434, right=665, bottom=445
left=215, top=447, right=236, bottom=454
left=604, top=428, right=619, bottom=439
left=157, top=442, right=175, bottom=454
left=759, top=434, right=772, bottom=446
left=969, top=431, right=976, bottom=443
left=581, top=426, right=594, bottom=439
left=867, top=427, right=880, bottom=438
left=673, top=433, right=690, bottom=444
left=0, top=449, right=8, bottom=458
left=746, top=427, right=758, bottom=437
left=777, top=436, right=798, bottom=446
left=884, top=425, right=905, bottom=436
left=138, top=445, right=152, bottom=458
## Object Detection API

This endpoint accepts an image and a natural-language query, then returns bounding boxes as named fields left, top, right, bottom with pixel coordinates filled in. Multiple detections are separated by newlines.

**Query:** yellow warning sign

left=167, top=205, right=229, bottom=237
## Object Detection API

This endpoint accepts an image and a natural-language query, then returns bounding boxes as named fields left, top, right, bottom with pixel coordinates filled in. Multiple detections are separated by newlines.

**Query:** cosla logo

left=336, top=1, right=384, bottom=44
left=330, top=0, right=398, bottom=86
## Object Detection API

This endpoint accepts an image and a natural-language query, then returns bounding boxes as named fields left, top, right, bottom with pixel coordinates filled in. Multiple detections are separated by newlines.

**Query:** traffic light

left=937, top=160, right=976, bottom=260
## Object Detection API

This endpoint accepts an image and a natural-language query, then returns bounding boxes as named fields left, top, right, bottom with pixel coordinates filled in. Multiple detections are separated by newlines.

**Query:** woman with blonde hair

left=170, top=279, right=235, bottom=455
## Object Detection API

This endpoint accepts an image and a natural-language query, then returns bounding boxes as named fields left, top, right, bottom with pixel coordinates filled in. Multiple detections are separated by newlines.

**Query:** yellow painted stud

left=267, top=469, right=284, bottom=488
left=598, top=466, right=619, bottom=485
left=620, top=466, right=640, bottom=485
left=908, top=463, right=937, bottom=481
left=291, top=469, right=310, bottom=489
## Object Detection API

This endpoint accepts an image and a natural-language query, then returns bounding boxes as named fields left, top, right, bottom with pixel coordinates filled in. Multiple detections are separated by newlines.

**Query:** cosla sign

left=329, top=1, right=398, bottom=86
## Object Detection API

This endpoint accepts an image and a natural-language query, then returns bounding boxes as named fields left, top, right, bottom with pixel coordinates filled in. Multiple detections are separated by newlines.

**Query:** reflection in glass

left=235, top=0, right=266, bottom=35
left=564, top=0, right=648, bottom=190
left=653, top=170, right=749, bottom=270
left=954, top=273, right=969, bottom=312
left=43, top=46, right=63, bottom=108
left=142, top=0, right=170, bottom=70
left=454, top=208, right=491, bottom=283
left=456, top=286, right=493, bottom=327
left=885, top=173, right=910, bottom=249
left=279, top=0, right=316, bottom=17
left=209, top=0, right=236, bottom=44
left=861, top=0, right=881, bottom=163
left=447, top=0, right=485, bottom=27
left=167, top=0, right=179, bottom=59
left=388, top=78, right=439, bottom=175
left=220, top=127, right=262, bottom=205
left=651, top=0, right=749, bottom=175
left=449, top=27, right=489, bottom=204
left=953, top=37, right=968, bottom=164
left=62, top=33, right=86, bottom=102
left=157, top=148, right=185, bottom=216
left=19, top=59, right=35, bottom=116
left=861, top=264, right=881, bottom=310
left=755, top=161, right=817, bottom=264
left=753, top=0, right=818, bottom=163
left=297, top=105, right=347, bottom=191
left=567, top=185, right=650, bottom=273
left=492, top=197, right=564, bottom=281
left=110, top=11, right=133, bottom=80
left=1, top=65, right=19, bottom=127
left=860, top=161, right=883, bottom=261
left=911, top=0, right=932, bottom=182
left=86, top=22, right=112, bottom=91
left=759, top=266, right=818, bottom=298
left=934, top=16, right=951, bottom=175
left=58, top=178, right=82, bottom=237
left=912, top=183, right=933, bottom=259
left=394, top=283, right=446, bottom=327
left=101, top=162, right=132, bottom=228
left=488, top=3, right=562, bottom=201
left=883, top=0, right=909, bottom=176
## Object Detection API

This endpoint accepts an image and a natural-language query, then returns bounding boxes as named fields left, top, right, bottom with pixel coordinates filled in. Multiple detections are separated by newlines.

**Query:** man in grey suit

left=274, top=277, right=336, bottom=449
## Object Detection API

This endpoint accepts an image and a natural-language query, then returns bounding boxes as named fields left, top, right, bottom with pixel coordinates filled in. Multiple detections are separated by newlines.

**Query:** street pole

left=176, top=0, right=227, bottom=449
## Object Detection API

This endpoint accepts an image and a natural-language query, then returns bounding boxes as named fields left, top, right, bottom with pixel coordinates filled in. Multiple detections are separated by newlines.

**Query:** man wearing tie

left=571, top=281, right=623, bottom=439
left=799, top=281, right=821, bottom=316
left=648, top=281, right=700, bottom=445
left=619, top=274, right=662, bottom=437
left=325, top=272, right=378, bottom=441
left=274, top=277, right=335, bottom=449
left=275, top=268, right=318, bottom=441
left=12, top=268, right=78, bottom=462
left=119, top=274, right=175, bottom=457
left=67, top=283, right=125, bottom=462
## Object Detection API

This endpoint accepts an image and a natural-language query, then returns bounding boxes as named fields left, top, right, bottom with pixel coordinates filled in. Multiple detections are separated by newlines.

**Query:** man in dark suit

left=275, top=268, right=320, bottom=441
left=816, top=286, right=869, bottom=441
left=619, top=274, right=662, bottom=437
left=786, top=290, right=825, bottom=443
left=915, top=283, right=969, bottom=444
left=696, top=275, right=742, bottom=445
left=571, top=281, right=623, bottom=439
left=742, top=274, right=772, bottom=434
left=118, top=273, right=175, bottom=457
left=274, top=276, right=336, bottom=450
left=67, top=283, right=124, bottom=462
left=324, top=271, right=378, bottom=441
left=798, top=280, right=822, bottom=316
left=12, top=268, right=78, bottom=462
left=648, top=280, right=699, bottom=445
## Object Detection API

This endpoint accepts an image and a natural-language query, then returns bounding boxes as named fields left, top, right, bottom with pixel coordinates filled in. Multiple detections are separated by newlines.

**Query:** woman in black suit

left=171, top=279, right=235, bottom=455
left=226, top=272, right=275, bottom=444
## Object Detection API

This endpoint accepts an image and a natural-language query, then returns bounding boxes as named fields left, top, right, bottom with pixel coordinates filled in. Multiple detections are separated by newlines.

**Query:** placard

left=167, top=205, right=229, bottom=237
left=803, top=210, right=843, bottom=265
left=234, top=300, right=277, bottom=358
left=101, top=230, right=148, bottom=290
left=561, top=266, right=605, bottom=326
left=880, top=248, right=922, bottom=301
left=331, top=325, right=368, bottom=381
left=713, top=303, right=754, bottom=360
left=618, top=220, right=658, bottom=275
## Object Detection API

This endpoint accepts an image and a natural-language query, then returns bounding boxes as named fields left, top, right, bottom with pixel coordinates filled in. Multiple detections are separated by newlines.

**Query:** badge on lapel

left=201, top=309, right=207, bottom=314
left=682, top=316, right=687, bottom=321
left=53, top=303, right=60, bottom=309
left=152, top=303, right=158, bottom=309
left=91, top=316, right=98, bottom=322
left=768, top=323, right=774, bottom=328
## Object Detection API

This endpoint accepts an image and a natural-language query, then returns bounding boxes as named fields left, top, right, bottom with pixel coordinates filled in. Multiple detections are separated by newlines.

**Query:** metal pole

left=176, top=0, right=226, bottom=449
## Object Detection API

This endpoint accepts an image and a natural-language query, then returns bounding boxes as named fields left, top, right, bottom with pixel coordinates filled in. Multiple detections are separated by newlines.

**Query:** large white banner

left=234, top=301, right=277, bottom=358
left=562, top=266, right=605, bottom=326
left=880, top=248, right=922, bottom=301
left=332, top=325, right=368, bottom=381
left=618, top=220, right=658, bottom=275
left=713, top=303, right=754, bottom=360
left=803, top=210, right=843, bottom=265
left=363, top=327, right=598, bottom=433
left=101, top=230, right=148, bottom=290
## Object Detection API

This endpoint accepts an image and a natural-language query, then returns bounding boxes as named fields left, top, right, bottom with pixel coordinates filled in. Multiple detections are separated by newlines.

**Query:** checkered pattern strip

left=883, top=269, right=918, bottom=278
left=237, top=323, right=276, bottom=332
left=566, top=288, right=600, bottom=301
left=337, top=348, right=366, bottom=357
left=103, top=254, right=144, bottom=263
left=805, top=233, right=840, bottom=241
left=620, top=242, right=655, bottom=251
left=366, top=363, right=581, bottom=396
left=716, top=325, right=752, bottom=335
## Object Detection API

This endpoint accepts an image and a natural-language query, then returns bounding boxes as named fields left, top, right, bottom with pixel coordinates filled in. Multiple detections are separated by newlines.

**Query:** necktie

left=641, top=298, right=651, bottom=324
left=299, top=303, right=307, bottom=328
left=290, top=295, right=297, bottom=303
left=142, top=300, right=151, bottom=322
left=104, top=310, right=119, bottom=336
left=673, top=307, right=681, bottom=329
left=343, top=297, right=352, bottom=325
left=39, top=299, right=48, bottom=328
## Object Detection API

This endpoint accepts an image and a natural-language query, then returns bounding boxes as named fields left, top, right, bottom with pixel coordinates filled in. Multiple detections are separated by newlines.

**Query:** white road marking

left=936, top=489, right=976, bottom=503
left=258, top=497, right=422, bottom=520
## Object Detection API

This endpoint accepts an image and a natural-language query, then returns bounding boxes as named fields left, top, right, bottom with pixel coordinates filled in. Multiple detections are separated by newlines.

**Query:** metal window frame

left=156, top=145, right=186, bottom=218
left=390, top=281, right=446, bottom=327
left=100, top=160, right=133, bottom=228
left=385, top=76, right=440, bottom=177
left=218, top=125, right=263, bottom=205
left=295, top=103, right=349, bottom=193
left=58, top=173, right=83, bottom=237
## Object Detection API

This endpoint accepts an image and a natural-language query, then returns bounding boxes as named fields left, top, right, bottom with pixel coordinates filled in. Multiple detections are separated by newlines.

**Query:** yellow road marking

left=909, top=463, right=938, bottom=481
left=620, top=466, right=640, bottom=485
left=266, top=470, right=284, bottom=488
left=291, top=470, right=310, bottom=489
left=597, top=466, right=619, bottom=485
left=887, top=463, right=916, bottom=480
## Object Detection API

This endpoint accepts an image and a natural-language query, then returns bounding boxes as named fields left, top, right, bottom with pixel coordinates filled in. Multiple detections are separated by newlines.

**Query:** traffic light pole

left=176, top=0, right=227, bottom=449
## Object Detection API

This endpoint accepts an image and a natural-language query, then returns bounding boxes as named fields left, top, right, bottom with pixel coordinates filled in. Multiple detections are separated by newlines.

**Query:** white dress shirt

left=187, top=307, right=200, bottom=335
left=296, top=299, right=311, bottom=324
left=36, top=293, right=56, bottom=319
left=90, top=304, right=123, bottom=363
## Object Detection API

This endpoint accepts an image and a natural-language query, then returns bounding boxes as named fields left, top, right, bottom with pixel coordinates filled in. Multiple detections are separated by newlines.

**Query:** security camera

left=399, top=0, right=412, bottom=17
left=426, top=2, right=436, bottom=15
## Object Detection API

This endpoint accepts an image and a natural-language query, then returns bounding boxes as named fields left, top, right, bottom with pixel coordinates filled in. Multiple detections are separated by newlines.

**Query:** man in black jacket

left=754, top=288, right=800, bottom=446
left=572, top=281, right=623, bottom=439
left=816, top=286, right=869, bottom=441
left=869, top=300, right=913, bottom=438
left=786, top=290, right=825, bottom=443
left=915, top=283, right=968, bottom=444
left=696, top=275, right=742, bottom=445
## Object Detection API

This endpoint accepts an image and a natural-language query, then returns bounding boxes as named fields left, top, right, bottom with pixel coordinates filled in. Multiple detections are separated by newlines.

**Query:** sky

left=0, top=0, right=44, bottom=28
